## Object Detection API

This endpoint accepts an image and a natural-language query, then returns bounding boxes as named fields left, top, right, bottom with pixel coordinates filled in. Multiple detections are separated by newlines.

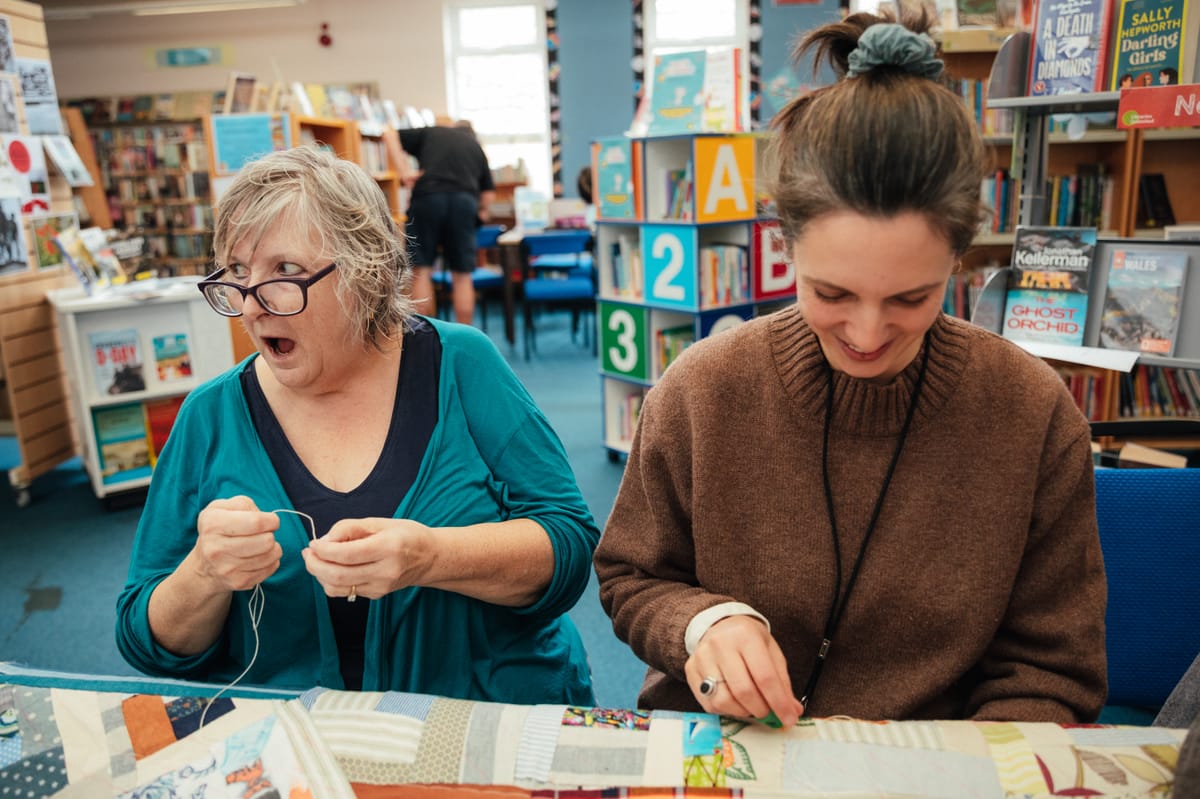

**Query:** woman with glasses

left=116, top=144, right=599, bottom=704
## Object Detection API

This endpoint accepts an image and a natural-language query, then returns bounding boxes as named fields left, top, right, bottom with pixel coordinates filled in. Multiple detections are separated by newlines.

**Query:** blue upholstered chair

left=519, top=228, right=595, bottom=360
left=431, top=224, right=507, bottom=329
left=1094, top=467, right=1200, bottom=724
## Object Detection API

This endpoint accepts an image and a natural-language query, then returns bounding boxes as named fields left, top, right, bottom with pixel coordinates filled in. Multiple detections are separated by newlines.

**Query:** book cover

left=0, top=194, right=28, bottom=277
left=700, top=46, right=743, bottom=133
left=15, top=56, right=63, bottom=134
left=648, top=50, right=707, bottom=135
left=152, top=332, right=193, bottom=382
left=89, top=327, right=146, bottom=396
left=595, top=137, right=636, bottom=220
left=42, top=134, right=94, bottom=187
left=1098, top=247, right=1190, bottom=355
left=1002, top=225, right=1097, bottom=346
left=1136, top=172, right=1175, bottom=228
left=92, top=402, right=152, bottom=485
left=142, top=394, right=185, bottom=466
left=1027, top=0, right=1113, bottom=95
left=29, top=211, right=78, bottom=269
left=1109, top=0, right=1188, bottom=89
left=53, top=225, right=99, bottom=293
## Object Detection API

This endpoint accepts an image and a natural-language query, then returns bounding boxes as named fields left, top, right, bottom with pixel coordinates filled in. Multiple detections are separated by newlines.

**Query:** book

left=29, top=211, right=78, bottom=269
left=42, top=134, right=95, bottom=187
left=152, top=332, right=193, bottom=382
left=1098, top=247, right=1190, bottom=355
left=89, top=327, right=146, bottom=396
left=1027, top=0, right=1114, bottom=96
left=142, top=394, right=185, bottom=466
left=1117, top=440, right=1188, bottom=467
left=15, top=56, right=63, bottom=134
left=1136, top=173, right=1175, bottom=228
left=0, top=194, right=28, bottom=277
left=92, top=402, right=152, bottom=485
left=53, top=225, right=100, bottom=293
left=1002, top=225, right=1097, bottom=346
left=648, top=50, right=708, bottom=135
left=595, top=137, right=636, bottom=220
left=1109, top=0, right=1190, bottom=89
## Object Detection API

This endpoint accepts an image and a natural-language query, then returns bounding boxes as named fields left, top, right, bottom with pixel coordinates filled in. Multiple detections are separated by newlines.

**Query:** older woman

left=116, top=144, right=598, bottom=704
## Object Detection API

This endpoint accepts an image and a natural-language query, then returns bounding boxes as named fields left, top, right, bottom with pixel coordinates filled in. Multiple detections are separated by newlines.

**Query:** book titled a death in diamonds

left=1002, top=226, right=1097, bottom=346
left=1099, top=247, right=1190, bottom=355
left=1027, top=0, right=1114, bottom=95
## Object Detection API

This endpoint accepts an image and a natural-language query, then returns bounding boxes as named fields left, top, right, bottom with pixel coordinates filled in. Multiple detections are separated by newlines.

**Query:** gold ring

left=348, top=584, right=357, bottom=603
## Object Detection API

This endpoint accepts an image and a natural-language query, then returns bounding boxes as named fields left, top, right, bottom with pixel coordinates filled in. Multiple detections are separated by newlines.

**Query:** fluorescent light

left=42, top=0, right=305, bottom=20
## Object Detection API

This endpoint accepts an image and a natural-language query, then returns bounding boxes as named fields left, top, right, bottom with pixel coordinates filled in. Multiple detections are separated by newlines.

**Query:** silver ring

left=699, top=676, right=722, bottom=697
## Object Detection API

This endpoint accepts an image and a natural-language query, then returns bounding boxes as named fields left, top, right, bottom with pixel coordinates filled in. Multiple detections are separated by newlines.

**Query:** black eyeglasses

left=198, top=263, right=337, bottom=317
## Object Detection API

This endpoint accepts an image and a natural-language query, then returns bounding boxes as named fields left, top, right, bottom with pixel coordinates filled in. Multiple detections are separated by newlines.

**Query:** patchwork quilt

left=0, top=681, right=1187, bottom=798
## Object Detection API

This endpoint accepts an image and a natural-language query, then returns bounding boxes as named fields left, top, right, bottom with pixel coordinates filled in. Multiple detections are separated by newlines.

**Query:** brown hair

left=766, top=8, right=988, bottom=255
left=213, top=144, right=415, bottom=349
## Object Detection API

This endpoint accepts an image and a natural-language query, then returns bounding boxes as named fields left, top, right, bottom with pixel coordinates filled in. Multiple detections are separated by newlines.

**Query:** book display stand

left=592, top=132, right=792, bottom=459
left=976, top=33, right=1200, bottom=452
left=46, top=283, right=233, bottom=504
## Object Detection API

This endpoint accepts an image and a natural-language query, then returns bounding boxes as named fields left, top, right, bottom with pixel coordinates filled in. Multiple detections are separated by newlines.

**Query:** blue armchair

left=1095, top=467, right=1200, bottom=724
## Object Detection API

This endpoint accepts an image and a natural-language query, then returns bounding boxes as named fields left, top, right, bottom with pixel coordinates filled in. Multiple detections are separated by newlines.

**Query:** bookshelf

left=977, top=32, right=1200, bottom=452
left=46, top=282, right=234, bottom=503
left=592, top=132, right=793, bottom=459
left=87, top=118, right=213, bottom=277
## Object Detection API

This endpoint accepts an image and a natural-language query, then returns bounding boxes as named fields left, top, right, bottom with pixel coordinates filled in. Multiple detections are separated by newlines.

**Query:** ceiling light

left=42, top=0, right=306, bottom=20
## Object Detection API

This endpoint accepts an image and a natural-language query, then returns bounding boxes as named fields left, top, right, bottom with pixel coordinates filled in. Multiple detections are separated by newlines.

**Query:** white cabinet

left=48, top=280, right=234, bottom=500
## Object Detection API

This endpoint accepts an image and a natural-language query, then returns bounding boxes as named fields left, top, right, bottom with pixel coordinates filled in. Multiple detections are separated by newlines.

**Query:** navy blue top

left=241, top=319, right=440, bottom=689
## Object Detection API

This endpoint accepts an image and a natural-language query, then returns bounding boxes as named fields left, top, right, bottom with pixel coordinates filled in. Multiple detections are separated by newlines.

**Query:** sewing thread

left=198, top=508, right=316, bottom=728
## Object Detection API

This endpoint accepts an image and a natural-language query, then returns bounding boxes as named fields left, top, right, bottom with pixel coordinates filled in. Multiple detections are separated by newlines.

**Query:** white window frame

left=443, top=0, right=551, bottom=195
left=643, top=0, right=751, bottom=114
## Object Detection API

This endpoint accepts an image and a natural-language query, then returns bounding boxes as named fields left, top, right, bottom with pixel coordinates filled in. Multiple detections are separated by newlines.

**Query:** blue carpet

left=0, top=308, right=646, bottom=708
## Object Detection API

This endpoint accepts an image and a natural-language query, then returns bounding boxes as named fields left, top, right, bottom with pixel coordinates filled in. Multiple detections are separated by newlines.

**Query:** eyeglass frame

left=197, top=263, right=338, bottom=317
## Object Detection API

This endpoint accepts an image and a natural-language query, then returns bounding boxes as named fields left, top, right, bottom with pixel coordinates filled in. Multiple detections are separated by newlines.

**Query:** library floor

left=0, top=309, right=647, bottom=709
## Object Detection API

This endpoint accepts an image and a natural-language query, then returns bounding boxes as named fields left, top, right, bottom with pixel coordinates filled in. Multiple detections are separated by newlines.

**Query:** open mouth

left=265, top=336, right=296, bottom=356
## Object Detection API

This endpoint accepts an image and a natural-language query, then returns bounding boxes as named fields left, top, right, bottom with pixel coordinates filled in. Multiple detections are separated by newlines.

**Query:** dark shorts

left=406, top=191, right=479, bottom=273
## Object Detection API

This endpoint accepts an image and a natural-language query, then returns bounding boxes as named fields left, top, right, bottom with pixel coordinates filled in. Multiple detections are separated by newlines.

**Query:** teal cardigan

left=116, top=320, right=598, bottom=705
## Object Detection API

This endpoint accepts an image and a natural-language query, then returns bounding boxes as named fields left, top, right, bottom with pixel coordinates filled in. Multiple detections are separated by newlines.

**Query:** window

left=444, top=1, right=550, bottom=195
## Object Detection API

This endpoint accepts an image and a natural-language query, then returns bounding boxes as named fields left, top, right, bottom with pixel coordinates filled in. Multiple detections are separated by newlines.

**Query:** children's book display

left=1002, top=225, right=1097, bottom=346
left=1027, top=0, right=1114, bottom=95
left=645, top=48, right=744, bottom=135
left=1098, top=246, right=1190, bottom=355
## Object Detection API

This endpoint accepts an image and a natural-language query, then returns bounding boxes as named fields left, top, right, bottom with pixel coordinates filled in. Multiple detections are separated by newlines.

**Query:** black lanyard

left=800, top=333, right=931, bottom=711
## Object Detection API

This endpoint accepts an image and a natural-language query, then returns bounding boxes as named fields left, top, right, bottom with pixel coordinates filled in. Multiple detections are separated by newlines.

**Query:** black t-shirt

left=399, top=126, right=495, bottom=197
left=241, top=318, right=441, bottom=689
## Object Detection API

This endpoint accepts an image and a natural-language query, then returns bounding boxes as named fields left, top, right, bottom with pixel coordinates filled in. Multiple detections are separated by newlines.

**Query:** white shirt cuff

left=684, top=602, right=770, bottom=655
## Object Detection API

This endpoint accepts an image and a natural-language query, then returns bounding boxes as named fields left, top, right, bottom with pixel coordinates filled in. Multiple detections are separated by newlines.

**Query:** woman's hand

left=684, top=615, right=805, bottom=728
left=302, top=517, right=431, bottom=601
left=191, top=495, right=283, bottom=593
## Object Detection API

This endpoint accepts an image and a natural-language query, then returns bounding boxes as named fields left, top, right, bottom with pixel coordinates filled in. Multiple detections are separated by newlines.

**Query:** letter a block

left=693, top=135, right=755, bottom=224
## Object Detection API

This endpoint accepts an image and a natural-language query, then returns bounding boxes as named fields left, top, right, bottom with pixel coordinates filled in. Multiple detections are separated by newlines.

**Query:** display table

left=0, top=664, right=1187, bottom=798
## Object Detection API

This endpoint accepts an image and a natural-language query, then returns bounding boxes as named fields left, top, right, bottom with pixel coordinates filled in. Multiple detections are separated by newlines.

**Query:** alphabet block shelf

left=590, top=132, right=794, bottom=459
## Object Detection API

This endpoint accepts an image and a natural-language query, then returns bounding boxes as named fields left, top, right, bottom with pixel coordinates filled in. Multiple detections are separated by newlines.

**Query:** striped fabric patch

left=514, top=704, right=568, bottom=783
left=311, top=708, right=422, bottom=764
left=374, top=691, right=435, bottom=720
left=813, top=718, right=944, bottom=749
left=979, top=722, right=1049, bottom=795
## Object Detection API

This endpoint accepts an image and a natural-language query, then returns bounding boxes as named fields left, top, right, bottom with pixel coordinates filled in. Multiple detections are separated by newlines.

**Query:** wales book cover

left=1002, top=226, right=1097, bottom=346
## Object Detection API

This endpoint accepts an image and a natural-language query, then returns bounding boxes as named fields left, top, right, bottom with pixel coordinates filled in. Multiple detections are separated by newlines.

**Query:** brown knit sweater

left=594, top=306, right=1107, bottom=722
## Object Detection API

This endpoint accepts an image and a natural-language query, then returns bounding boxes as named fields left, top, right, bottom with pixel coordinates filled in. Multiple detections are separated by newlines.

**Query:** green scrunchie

left=846, top=23, right=943, bottom=80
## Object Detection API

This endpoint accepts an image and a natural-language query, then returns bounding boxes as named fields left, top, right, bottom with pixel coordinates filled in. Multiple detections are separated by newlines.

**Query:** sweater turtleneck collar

left=767, top=305, right=969, bottom=437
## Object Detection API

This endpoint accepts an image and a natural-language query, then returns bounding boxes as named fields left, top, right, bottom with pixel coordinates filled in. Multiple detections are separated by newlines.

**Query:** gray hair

left=212, top=143, right=415, bottom=348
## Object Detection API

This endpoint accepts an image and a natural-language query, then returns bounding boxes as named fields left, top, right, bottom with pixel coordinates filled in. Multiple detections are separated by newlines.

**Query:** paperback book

left=1098, top=247, right=1190, bottom=355
left=152, top=332, right=193, bottom=382
left=595, top=137, right=636, bottom=220
left=92, top=402, right=152, bottom=485
left=1002, top=225, right=1097, bottom=346
left=143, top=394, right=186, bottom=466
left=1027, top=0, right=1113, bottom=95
left=1109, top=0, right=1189, bottom=89
left=89, top=327, right=146, bottom=396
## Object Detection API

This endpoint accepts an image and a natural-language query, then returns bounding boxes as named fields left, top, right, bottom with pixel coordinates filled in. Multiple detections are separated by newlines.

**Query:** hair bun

left=846, top=23, right=943, bottom=79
